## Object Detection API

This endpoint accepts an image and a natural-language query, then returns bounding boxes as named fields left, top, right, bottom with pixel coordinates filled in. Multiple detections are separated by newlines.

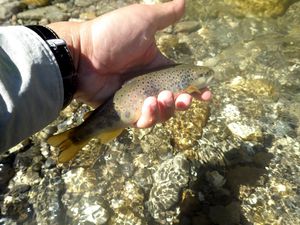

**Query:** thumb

left=151, top=0, right=185, bottom=30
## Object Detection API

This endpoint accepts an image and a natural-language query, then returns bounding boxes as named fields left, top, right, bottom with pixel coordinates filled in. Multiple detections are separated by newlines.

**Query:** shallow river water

left=0, top=0, right=299, bottom=224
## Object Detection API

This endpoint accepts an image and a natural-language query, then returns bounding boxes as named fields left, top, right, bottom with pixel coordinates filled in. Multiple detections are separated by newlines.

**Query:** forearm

left=0, top=26, right=64, bottom=152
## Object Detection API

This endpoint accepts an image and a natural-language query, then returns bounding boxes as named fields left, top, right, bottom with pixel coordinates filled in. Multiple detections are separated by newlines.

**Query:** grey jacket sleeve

left=0, top=26, right=64, bottom=152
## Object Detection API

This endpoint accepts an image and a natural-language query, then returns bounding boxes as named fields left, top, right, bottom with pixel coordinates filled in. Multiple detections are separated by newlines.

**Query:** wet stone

left=16, top=5, right=69, bottom=22
left=174, top=21, right=201, bottom=33
left=224, top=0, right=298, bottom=18
left=0, top=1, right=24, bottom=22
left=146, top=154, right=191, bottom=220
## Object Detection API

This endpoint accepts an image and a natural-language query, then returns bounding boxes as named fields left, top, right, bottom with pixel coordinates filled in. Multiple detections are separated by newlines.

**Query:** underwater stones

left=109, top=207, right=144, bottom=225
left=227, top=121, right=263, bottom=141
left=0, top=154, right=15, bottom=192
left=0, top=1, right=24, bottom=22
left=157, top=34, right=192, bottom=60
left=224, top=0, right=298, bottom=18
left=29, top=168, right=64, bottom=225
left=64, top=192, right=109, bottom=225
left=62, top=167, right=98, bottom=193
left=146, top=154, right=191, bottom=220
left=174, top=21, right=201, bottom=33
left=164, top=100, right=210, bottom=151
left=17, top=5, right=69, bottom=22
left=74, top=0, right=97, bottom=7
left=62, top=168, right=110, bottom=224
left=229, top=76, right=277, bottom=97
left=206, top=171, right=226, bottom=188
left=22, top=0, right=49, bottom=7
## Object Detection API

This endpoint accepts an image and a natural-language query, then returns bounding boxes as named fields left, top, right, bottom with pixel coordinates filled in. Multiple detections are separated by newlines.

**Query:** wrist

left=27, top=25, right=78, bottom=108
left=47, top=22, right=81, bottom=74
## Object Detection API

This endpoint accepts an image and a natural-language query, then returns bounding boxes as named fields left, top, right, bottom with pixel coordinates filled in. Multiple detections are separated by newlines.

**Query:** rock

left=174, top=21, right=201, bottom=33
left=17, top=5, right=69, bottom=22
left=75, top=0, right=98, bottom=7
left=0, top=1, right=24, bottom=22
left=0, top=161, right=15, bottom=192
left=224, top=0, right=297, bottom=18
left=206, top=171, right=226, bottom=188
left=22, top=0, right=49, bottom=7
left=146, top=154, right=191, bottom=220
left=29, top=168, right=64, bottom=225
left=227, top=121, right=263, bottom=141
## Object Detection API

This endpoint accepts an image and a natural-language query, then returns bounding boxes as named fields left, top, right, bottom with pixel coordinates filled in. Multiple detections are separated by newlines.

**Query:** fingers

left=136, top=89, right=212, bottom=128
left=152, top=0, right=185, bottom=30
left=174, top=93, right=193, bottom=111
left=191, top=88, right=212, bottom=101
left=136, top=96, right=158, bottom=128
left=158, top=90, right=175, bottom=121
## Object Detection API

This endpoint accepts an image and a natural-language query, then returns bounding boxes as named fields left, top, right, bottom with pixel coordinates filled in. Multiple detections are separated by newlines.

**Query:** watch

left=26, top=25, right=77, bottom=109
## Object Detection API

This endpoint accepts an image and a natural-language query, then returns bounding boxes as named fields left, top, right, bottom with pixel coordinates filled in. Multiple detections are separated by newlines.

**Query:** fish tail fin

left=47, top=129, right=88, bottom=163
left=98, top=128, right=124, bottom=143
left=47, top=127, right=125, bottom=163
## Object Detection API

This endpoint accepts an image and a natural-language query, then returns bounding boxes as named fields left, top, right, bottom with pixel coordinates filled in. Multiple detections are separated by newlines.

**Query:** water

left=0, top=0, right=299, bottom=224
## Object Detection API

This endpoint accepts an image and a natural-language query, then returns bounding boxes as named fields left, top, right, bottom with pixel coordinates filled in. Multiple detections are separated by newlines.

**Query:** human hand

left=49, top=0, right=212, bottom=128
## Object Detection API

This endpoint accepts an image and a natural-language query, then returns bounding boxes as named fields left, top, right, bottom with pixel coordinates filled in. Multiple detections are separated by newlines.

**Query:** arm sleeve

left=0, top=26, right=64, bottom=152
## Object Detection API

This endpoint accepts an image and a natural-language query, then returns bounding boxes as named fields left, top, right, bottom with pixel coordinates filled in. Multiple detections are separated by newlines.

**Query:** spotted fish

left=48, top=64, right=214, bottom=162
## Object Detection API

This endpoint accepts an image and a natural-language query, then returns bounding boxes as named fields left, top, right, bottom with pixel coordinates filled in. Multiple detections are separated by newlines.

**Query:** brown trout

left=48, top=64, right=214, bottom=162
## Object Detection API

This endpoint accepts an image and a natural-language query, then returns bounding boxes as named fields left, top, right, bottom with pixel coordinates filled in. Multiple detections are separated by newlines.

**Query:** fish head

left=190, top=66, right=214, bottom=90
left=183, top=66, right=214, bottom=94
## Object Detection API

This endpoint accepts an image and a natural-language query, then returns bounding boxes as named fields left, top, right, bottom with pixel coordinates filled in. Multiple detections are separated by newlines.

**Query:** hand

left=48, top=0, right=212, bottom=128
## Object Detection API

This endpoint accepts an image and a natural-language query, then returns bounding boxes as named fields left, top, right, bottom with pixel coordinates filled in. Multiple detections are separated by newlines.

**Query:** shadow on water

left=177, top=136, right=275, bottom=225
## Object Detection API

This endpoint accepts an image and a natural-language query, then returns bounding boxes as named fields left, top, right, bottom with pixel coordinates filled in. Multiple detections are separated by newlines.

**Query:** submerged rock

left=146, top=154, right=191, bottom=221
left=224, top=0, right=299, bottom=18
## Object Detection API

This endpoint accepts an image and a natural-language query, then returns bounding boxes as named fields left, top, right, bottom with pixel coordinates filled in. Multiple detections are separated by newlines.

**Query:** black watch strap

left=26, top=25, right=77, bottom=109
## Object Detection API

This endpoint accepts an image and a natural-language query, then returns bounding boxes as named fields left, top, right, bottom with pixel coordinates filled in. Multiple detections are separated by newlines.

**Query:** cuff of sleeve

left=26, top=25, right=77, bottom=109
left=0, top=26, right=65, bottom=150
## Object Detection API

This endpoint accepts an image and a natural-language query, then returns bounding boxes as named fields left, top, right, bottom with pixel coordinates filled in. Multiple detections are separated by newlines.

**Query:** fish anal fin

left=98, top=128, right=124, bottom=143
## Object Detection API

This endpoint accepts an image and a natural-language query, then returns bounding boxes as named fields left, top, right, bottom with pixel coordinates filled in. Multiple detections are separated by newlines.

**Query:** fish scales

left=114, top=65, right=213, bottom=124
left=47, top=64, right=214, bottom=162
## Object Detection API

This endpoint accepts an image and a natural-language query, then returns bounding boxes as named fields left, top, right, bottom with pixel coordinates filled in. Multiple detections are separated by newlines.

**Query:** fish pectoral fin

left=185, top=85, right=200, bottom=94
left=47, top=129, right=88, bottom=163
left=98, top=128, right=124, bottom=143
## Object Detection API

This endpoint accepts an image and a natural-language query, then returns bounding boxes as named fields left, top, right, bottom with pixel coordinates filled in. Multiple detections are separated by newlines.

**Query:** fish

left=48, top=64, right=214, bottom=163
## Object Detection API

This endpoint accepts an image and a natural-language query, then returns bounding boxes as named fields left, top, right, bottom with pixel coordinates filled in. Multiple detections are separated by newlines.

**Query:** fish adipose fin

left=98, top=128, right=124, bottom=143
left=47, top=129, right=89, bottom=163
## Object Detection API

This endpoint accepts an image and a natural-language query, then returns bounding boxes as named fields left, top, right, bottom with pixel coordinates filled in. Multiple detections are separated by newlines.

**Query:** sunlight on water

left=0, top=0, right=299, bottom=224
